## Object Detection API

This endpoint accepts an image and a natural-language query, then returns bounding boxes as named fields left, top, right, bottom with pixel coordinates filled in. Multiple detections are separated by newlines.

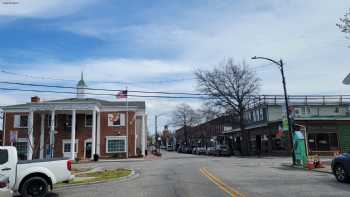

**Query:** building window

left=14, top=115, right=28, bottom=128
left=13, top=139, right=28, bottom=160
left=62, top=140, right=78, bottom=153
left=85, top=114, right=92, bottom=127
left=106, top=136, right=126, bottom=153
left=108, top=113, right=125, bottom=127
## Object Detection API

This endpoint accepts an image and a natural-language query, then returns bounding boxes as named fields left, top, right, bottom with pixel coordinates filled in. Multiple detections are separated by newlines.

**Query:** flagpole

left=126, top=87, right=129, bottom=158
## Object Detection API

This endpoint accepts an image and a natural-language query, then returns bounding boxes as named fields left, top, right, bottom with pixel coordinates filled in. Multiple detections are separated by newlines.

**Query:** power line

left=0, top=87, right=211, bottom=99
left=0, top=81, right=208, bottom=96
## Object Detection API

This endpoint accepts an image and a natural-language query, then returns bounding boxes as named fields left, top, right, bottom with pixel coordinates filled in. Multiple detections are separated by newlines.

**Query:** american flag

left=116, top=90, right=128, bottom=99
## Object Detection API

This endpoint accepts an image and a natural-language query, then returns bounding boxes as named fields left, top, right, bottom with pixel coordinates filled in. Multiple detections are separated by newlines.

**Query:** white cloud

left=0, top=0, right=96, bottom=18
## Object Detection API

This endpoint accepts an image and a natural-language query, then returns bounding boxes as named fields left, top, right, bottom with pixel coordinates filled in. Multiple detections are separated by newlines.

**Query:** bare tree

left=195, top=58, right=261, bottom=155
left=171, top=103, right=200, bottom=146
left=337, top=8, right=350, bottom=45
left=198, top=102, right=223, bottom=122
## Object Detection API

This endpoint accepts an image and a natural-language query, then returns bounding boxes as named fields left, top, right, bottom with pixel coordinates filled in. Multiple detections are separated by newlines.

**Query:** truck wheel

left=334, top=164, right=349, bottom=183
left=21, top=176, right=49, bottom=197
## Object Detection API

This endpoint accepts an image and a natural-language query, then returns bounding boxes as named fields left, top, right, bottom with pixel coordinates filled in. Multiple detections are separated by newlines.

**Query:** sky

left=0, top=0, right=350, bottom=133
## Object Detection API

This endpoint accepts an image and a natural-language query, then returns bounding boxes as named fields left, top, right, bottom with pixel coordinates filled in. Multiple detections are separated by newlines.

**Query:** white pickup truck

left=0, top=146, right=73, bottom=197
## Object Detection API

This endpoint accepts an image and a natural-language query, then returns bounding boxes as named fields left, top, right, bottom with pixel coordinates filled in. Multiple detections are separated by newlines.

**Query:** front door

left=85, top=142, right=92, bottom=159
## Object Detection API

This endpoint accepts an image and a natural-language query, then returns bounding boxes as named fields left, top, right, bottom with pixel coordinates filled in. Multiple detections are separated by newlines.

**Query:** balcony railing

left=247, top=95, right=350, bottom=108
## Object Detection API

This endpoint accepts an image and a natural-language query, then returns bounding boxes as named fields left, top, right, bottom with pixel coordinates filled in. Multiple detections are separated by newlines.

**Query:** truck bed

left=18, top=158, right=69, bottom=164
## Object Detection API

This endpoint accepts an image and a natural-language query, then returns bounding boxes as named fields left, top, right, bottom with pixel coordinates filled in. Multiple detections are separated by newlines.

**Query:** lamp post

left=155, top=112, right=170, bottom=152
left=251, top=56, right=296, bottom=165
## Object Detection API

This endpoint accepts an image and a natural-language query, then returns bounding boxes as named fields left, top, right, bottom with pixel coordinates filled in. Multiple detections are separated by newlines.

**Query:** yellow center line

left=202, top=168, right=245, bottom=197
left=199, top=167, right=246, bottom=197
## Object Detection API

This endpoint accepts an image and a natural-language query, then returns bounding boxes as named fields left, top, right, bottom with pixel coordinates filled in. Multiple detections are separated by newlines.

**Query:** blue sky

left=1, top=0, right=350, bottom=132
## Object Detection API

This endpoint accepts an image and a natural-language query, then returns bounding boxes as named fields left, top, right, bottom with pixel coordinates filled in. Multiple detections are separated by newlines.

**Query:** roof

left=1, top=97, right=145, bottom=109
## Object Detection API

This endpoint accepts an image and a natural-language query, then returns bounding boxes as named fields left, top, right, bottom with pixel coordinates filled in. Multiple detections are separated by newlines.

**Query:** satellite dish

left=343, top=73, right=350, bottom=85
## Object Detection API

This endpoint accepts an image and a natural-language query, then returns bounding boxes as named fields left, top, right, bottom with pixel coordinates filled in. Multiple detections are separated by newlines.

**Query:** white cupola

left=76, top=72, right=87, bottom=98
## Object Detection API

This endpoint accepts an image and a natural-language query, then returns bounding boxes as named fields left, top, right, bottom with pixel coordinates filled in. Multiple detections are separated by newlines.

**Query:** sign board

left=282, top=117, right=289, bottom=132
left=10, top=130, right=17, bottom=143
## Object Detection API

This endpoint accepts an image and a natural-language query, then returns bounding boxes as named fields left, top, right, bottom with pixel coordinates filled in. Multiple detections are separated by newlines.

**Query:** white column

left=28, top=111, right=34, bottom=160
left=91, top=110, right=96, bottom=159
left=39, top=113, right=45, bottom=159
left=71, top=110, right=76, bottom=160
left=96, top=112, right=101, bottom=155
left=50, top=110, right=55, bottom=158
left=141, top=115, right=146, bottom=157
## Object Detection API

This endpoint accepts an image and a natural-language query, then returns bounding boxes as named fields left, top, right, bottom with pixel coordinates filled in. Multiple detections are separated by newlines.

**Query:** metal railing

left=247, top=95, right=350, bottom=108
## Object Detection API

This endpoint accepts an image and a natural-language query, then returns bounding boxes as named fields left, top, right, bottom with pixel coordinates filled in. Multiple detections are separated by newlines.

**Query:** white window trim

left=62, top=139, right=79, bottom=153
left=107, top=113, right=125, bottom=127
left=14, top=115, right=29, bottom=128
left=85, top=114, right=92, bottom=127
left=106, top=136, right=127, bottom=153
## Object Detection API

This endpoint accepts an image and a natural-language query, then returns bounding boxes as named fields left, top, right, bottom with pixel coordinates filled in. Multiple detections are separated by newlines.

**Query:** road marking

left=200, top=167, right=246, bottom=197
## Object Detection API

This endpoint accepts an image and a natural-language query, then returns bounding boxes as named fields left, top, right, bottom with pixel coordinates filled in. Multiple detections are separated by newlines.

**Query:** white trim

left=106, top=136, right=127, bottom=153
left=84, top=139, right=92, bottom=159
left=91, top=110, right=96, bottom=159
left=107, top=113, right=125, bottom=127
left=100, top=108, right=138, bottom=112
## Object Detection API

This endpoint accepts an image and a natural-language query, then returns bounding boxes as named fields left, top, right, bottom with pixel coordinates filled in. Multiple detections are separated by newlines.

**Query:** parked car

left=206, top=147, right=216, bottom=155
left=0, top=175, right=12, bottom=197
left=215, top=145, right=231, bottom=156
left=195, top=147, right=206, bottom=155
left=332, top=151, right=350, bottom=183
left=167, top=145, right=174, bottom=151
left=0, top=146, right=74, bottom=197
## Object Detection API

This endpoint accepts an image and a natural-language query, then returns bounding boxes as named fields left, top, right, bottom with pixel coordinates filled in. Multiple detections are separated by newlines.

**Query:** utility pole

left=155, top=115, right=158, bottom=150
left=252, top=56, right=296, bottom=165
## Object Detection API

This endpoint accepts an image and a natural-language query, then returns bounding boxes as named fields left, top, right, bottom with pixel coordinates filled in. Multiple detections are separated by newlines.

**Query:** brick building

left=1, top=76, right=147, bottom=160
left=175, top=116, right=234, bottom=149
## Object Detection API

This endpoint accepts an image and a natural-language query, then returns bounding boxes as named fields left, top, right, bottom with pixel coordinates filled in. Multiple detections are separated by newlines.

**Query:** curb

left=280, top=163, right=332, bottom=174
left=55, top=168, right=140, bottom=190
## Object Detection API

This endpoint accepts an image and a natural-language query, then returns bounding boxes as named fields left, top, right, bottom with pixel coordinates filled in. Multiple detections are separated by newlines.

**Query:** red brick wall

left=99, top=111, right=136, bottom=158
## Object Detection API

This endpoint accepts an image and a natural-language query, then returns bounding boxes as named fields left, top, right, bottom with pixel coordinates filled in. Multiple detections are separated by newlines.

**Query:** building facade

left=225, top=95, right=350, bottom=156
left=1, top=76, right=147, bottom=160
left=175, top=116, right=234, bottom=149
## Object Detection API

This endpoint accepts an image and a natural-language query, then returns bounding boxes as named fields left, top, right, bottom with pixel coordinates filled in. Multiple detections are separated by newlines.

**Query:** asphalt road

left=52, top=151, right=350, bottom=197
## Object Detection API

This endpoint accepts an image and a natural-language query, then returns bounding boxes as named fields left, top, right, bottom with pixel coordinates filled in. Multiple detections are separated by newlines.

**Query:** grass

left=56, top=169, right=132, bottom=187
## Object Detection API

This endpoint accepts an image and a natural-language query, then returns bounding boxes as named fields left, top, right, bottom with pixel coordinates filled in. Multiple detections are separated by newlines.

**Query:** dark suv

left=332, top=151, right=350, bottom=183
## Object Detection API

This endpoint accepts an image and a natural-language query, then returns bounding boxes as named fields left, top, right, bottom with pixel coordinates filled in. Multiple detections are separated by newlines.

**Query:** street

left=53, top=151, right=350, bottom=197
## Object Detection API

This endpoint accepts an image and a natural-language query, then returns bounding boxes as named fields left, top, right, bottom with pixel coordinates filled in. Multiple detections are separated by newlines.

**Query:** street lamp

left=251, top=56, right=296, bottom=165
left=155, top=112, right=170, bottom=151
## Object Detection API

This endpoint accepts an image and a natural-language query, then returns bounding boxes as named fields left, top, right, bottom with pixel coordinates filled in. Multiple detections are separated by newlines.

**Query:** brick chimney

left=31, top=96, right=40, bottom=103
